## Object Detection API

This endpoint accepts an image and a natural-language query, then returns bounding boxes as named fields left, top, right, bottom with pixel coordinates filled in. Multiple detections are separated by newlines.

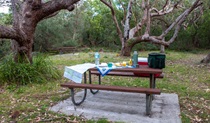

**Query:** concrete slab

left=50, top=90, right=181, bottom=123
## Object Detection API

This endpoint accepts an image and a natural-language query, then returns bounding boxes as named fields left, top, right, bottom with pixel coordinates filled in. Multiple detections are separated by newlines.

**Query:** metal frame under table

left=69, top=66, right=163, bottom=115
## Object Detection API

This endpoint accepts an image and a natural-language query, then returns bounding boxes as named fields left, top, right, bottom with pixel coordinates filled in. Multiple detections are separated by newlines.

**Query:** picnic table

left=61, top=64, right=163, bottom=115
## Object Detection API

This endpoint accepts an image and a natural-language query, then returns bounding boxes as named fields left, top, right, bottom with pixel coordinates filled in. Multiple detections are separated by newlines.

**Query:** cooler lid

left=138, top=57, right=148, bottom=62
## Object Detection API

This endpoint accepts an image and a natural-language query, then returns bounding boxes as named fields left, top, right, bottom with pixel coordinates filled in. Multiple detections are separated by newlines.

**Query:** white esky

left=0, top=6, right=9, bottom=13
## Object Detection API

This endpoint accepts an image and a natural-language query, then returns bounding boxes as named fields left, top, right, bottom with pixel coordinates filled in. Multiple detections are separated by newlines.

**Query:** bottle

left=95, top=52, right=100, bottom=65
left=132, top=51, right=138, bottom=68
left=129, top=59, right=132, bottom=66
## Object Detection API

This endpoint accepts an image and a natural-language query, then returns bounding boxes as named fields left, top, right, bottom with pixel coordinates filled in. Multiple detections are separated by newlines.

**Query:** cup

left=108, top=62, right=113, bottom=67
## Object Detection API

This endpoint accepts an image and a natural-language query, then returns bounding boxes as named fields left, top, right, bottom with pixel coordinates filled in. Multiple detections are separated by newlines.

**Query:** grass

left=0, top=53, right=61, bottom=85
left=0, top=50, right=210, bottom=123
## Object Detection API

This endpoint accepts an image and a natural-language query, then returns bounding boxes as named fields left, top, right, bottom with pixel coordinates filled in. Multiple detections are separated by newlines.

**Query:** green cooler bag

left=148, top=53, right=166, bottom=69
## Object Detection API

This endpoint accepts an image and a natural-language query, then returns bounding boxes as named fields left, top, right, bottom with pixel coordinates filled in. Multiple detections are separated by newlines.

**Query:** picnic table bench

left=61, top=66, right=163, bottom=115
left=49, top=46, right=77, bottom=54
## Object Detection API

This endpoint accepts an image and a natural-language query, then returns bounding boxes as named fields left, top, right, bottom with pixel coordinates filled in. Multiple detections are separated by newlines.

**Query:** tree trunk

left=11, top=38, right=34, bottom=63
left=12, top=19, right=35, bottom=63
left=121, top=44, right=132, bottom=56
left=120, top=39, right=133, bottom=56
left=160, top=20, right=167, bottom=53
left=160, top=45, right=165, bottom=53
left=8, top=0, right=36, bottom=63
left=201, top=53, right=210, bottom=63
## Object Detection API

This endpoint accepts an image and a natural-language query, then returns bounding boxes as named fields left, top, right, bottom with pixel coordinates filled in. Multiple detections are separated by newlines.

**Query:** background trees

left=34, top=0, right=123, bottom=51
left=0, top=0, right=209, bottom=59
left=34, top=10, right=85, bottom=52
left=81, top=0, right=122, bottom=48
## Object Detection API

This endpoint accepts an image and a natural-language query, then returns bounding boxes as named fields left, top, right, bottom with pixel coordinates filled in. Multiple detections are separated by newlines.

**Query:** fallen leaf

left=10, top=110, right=20, bottom=119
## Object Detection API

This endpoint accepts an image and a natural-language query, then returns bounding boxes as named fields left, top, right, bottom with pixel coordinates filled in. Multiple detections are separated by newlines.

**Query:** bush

left=133, top=42, right=159, bottom=51
left=0, top=40, right=11, bottom=58
left=0, top=53, right=61, bottom=85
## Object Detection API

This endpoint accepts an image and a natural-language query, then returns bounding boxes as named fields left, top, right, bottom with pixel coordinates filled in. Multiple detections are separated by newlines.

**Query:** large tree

left=100, top=0, right=203, bottom=56
left=0, top=0, right=80, bottom=63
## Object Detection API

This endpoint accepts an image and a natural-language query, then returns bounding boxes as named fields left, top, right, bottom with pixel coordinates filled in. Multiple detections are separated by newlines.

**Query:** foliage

left=0, top=13, right=12, bottom=25
left=34, top=0, right=124, bottom=51
left=0, top=12, right=12, bottom=58
left=170, top=8, right=210, bottom=51
left=0, top=53, right=61, bottom=85
left=0, top=39, right=11, bottom=58
left=194, top=9, right=210, bottom=48
left=34, top=4, right=95, bottom=52
left=0, top=13, right=12, bottom=57
left=34, top=10, right=84, bottom=52
left=32, top=0, right=210, bottom=53
left=81, top=0, right=122, bottom=48
left=148, top=1, right=210, bottom=51
left=170, top=28, right=195, bottom=51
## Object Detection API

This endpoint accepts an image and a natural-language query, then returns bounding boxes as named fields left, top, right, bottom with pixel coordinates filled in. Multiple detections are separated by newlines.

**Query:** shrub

left=0, top=53, right=61, bottom=85
left=133, top=42, right=159, bottom=51
left=0, top=40, right=11, bottom=58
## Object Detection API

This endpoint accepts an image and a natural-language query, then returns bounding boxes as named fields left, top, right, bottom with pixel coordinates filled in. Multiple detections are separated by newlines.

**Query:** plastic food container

left=138, top=57, right=148, bottom=65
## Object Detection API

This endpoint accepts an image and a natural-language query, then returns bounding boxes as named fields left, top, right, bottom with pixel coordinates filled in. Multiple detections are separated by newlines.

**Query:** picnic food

left=115, top=63, right=121, bottom=66
left=114, top=62, right=127, bottom=67
left=122, top=62, right=126, bottom=66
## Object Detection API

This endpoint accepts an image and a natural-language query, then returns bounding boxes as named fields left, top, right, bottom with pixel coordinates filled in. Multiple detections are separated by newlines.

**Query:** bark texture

left=201, top=53, right=210, bottom=63
left=0, top=0, right=80, bottom=63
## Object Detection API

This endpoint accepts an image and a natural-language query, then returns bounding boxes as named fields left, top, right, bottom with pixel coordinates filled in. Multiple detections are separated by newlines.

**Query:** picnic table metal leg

left=149, top=74, right=155, bottom=88
left=71, top=72, right=87, bottom=105
left=150, top=74, right=155, bottom=100
left=153, top=78, right=156, bottom=89
left=99, top=75, right=101, bottom=84
left=89, top=70, right=101, bottom=94
left=146, top=94, right=152, bottom=115
left=71, top=88, right=87, bottom=105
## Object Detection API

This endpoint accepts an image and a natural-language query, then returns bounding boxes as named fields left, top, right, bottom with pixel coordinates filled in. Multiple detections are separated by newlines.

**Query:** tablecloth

left=63, top=63, right=96, bottom=83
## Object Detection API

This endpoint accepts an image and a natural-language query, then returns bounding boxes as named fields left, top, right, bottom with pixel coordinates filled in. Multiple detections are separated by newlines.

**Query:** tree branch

left=31, top=0, right=42, bottom=10
left=100, top=0, right=123, bottom=43
left=167, top=1, right=203, bottom=44
left=42, top=11, right=59, bottom=20
left=131, top=0, right=203, bottom=47
left=129, top=0, right=147, bottom=38
left=11, top=0, right=20, bottom=30
left=155, top=0, right=202, bottom=46
left=131, top=35, right=170, bottom=46
left=36, top=0, right=80, bottom=21
left=162, top=0, right=170, bottom=10
left=118, top=0, right=126, bottom=26
left=152, top=17, right=170, bottom=27
left=151, top=0, right=182, bottom=17
left=160, top=0, right=202, bottom=39
left=0, top=25, right=17, bottom=40
left=144, top=0, right=150, bottom=35
left=124, top=0, right=133, bottom=40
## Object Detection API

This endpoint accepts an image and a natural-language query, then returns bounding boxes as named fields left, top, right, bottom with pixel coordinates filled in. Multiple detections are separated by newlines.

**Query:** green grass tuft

left=0, top=53, right=61, bottom=85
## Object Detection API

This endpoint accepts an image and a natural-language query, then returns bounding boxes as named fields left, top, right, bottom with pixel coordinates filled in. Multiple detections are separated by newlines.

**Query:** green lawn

left=0, top=50, right=209, bottom=123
